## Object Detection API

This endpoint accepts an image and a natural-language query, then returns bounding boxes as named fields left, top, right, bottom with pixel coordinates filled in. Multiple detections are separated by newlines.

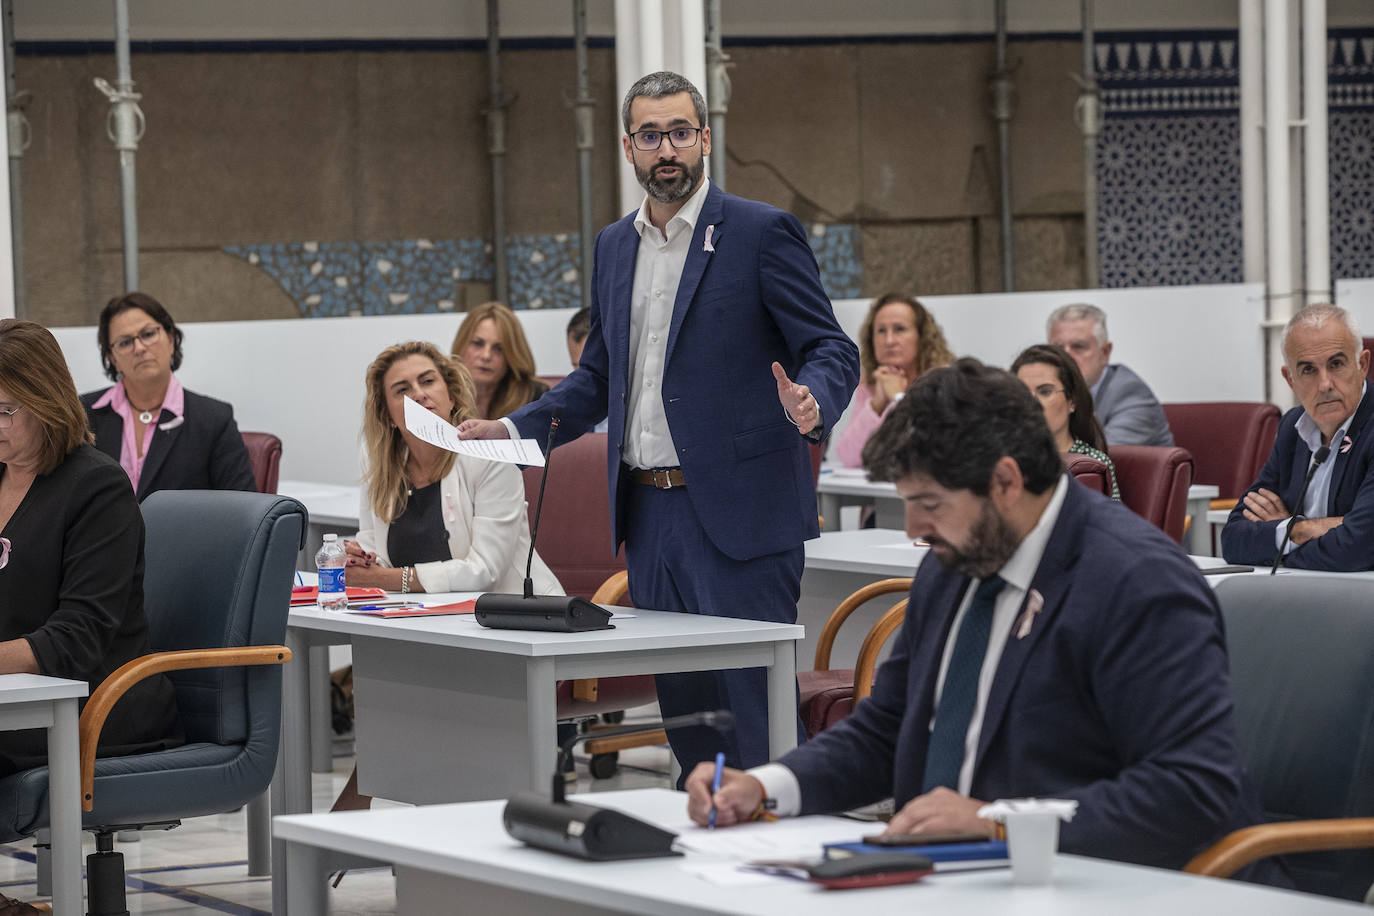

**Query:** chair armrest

left=1184, top=818, right=1374, bottom=878
left=1210, top=498, right=1239, bottom=511
left=79, top=646, right=292, bottom=811
left=854, top=599, right=908, bottom=701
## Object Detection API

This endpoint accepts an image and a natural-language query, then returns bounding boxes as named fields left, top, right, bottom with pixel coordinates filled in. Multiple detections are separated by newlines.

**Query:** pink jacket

left=835, top=384, right=894, bottom=468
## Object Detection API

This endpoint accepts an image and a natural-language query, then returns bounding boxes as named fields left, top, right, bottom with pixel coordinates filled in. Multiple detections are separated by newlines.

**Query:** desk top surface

left=278, top=478, right=360, bottom=527
left=0, top=674, right=88, bottom=702
left=289, top=598, right=803, bottom=656
left=274, top=787, right=1363, bottom=916
left=818, top=467, right=1219, bottom=501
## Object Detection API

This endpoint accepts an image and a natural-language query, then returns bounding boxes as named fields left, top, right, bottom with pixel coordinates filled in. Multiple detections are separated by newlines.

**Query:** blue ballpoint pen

left=708, top=751, right=725, bottom=829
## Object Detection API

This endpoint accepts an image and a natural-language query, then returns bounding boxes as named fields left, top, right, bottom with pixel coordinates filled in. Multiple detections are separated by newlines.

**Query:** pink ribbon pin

left=703, top=224, right=715, bottom=252
left=1342, top=434, right=1354, bottom=454
left=0, top=537, right=9, bottom=570
left=1016, top=588, right=1044, bottom=640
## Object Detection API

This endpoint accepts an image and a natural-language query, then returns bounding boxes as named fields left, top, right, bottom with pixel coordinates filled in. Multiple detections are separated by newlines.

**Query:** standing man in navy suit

left=1222, top=303, right=1374, bottom=570
left=687, top=360, right=1266, bottom=871
left=459, top=72, right=859, bottom=779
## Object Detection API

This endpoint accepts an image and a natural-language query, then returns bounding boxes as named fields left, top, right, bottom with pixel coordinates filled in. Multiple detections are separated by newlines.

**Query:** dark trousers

left=623, top=482, right=805, bottom=787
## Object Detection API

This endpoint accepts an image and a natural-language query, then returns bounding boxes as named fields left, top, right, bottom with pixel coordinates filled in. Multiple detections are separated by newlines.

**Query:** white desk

left=0, top=675, right=88, bottom=914
left=274, top=787, right=1366, bottom=916
left=271, top=600, right=803, bottom=914
left=817, top=467, right=1219, bottom=555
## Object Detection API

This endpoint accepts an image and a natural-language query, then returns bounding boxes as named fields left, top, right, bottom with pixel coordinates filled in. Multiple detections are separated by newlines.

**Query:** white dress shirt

left=1276, top=381, right=1366, bottom=552
left=752, top=475, right=1072, bottom=815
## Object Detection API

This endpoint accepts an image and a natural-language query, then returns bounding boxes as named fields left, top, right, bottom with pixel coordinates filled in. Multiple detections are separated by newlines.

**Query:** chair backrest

left=1215, top=575, right=1374, bottom=899
left=1107, top=445, right=1194, bottom=543
left=141, top=490, right=305, bottom=747
left=1064, top=453, right=1112, bottom=497
left=1162, top=402, right=1280, bottom=500
left=240, top=431, right=283, bottom=494
left=522, top=433, right=625, bottom=599
left=1365, top=338, right=1374, bottom=384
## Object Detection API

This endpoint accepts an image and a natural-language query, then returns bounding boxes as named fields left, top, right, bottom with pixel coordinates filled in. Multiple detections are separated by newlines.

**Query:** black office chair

left=0, top=490, right=304, bottom=913
left=1185, top=575, right=1374, bottom=900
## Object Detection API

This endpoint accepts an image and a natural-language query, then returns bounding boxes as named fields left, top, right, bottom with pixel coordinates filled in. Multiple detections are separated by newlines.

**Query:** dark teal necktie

left=921, top=575, right=1006, bottom=793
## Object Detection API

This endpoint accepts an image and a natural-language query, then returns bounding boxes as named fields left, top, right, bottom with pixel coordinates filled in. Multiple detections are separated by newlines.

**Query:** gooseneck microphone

left=1271, top=444, right=1331, bottom=575
left=475, top=410, right=614, bottom=632
left=504, top=711, right=735, bottom=860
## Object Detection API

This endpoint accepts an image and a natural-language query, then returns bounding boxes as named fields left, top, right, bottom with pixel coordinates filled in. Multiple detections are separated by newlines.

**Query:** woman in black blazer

left=81, top=292, right=256, bottom=500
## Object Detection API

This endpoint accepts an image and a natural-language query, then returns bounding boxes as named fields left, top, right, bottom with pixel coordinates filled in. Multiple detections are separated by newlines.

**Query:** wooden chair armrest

left=572, top=572, right=632, bottom=703
left=1184, top=818, right=1374, bottom=878
left=1210, top=498, right=1239, bottom=511
left=814, top=578, right=912, bottom=671
left=79, top=645, right=292, bottom=811
left=854, top=599, right=909, bottom=700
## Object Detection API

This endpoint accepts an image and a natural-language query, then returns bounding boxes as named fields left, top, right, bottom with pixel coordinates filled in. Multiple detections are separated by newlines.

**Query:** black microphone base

left=474, top=594, right=614, bottom=632
left=502, top=791, right=680, bottom=861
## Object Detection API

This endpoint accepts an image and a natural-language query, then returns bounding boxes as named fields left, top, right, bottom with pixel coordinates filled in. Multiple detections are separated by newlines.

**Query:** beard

left=636, top=155, right=704, bottom=204
left=926, top=499, right=1020, bottom=579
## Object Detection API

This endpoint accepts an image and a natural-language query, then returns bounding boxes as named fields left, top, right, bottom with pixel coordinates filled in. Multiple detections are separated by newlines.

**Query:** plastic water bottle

left=315, top=534, right=348, bottom=611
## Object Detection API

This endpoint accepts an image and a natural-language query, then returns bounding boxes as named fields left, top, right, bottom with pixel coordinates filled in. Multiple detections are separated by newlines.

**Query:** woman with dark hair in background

left=82, top=292, right=256, bottom=500
left=1012, top=343, right=1120, bottom=500
left=450, top=301, right=549, bottom=420
left=0, top=320, right=182, bottom=910
left=835, top=292, right=954, bottom=467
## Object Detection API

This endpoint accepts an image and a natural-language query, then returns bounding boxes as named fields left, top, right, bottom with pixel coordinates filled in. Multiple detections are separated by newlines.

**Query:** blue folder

left=824, top=839, right=1009, bottom=867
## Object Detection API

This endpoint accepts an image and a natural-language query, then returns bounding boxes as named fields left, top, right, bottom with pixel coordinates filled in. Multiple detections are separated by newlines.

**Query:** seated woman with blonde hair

left=835, top=292, right=954, bottom=467
left=450, top=301, right=549, bottom=420
left=332, top=341, right=560, bottom=810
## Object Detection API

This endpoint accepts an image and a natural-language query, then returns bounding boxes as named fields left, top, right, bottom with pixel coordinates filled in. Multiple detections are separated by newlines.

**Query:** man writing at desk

left=1222, top=303, right=1374, bottom=571
left=688, top=359, right=1267, bottom=871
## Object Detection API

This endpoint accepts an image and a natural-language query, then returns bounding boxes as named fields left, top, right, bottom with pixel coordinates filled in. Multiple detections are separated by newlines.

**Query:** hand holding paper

left=404, top=396, right=544, bottom=466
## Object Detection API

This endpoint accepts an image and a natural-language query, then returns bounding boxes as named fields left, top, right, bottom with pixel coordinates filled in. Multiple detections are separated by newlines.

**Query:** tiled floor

left=0, top=735, right=674, bottom=914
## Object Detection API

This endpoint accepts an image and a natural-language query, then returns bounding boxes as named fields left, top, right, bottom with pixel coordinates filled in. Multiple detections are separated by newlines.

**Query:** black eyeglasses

left=628, top=126, right=703, bottom=152
left=109, top=325, right=163, bottom=356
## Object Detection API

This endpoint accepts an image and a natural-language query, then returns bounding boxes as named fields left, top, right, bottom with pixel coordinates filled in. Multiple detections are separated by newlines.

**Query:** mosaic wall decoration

left=1096, top=28, right=1374, bottom=287
left=225, top=222, right=861, bottom=318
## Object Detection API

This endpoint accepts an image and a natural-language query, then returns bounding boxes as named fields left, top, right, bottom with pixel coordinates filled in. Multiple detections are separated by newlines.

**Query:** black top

left=82, top=386, right=258, bottom=501
left=0, top=445, right=182, bottom=772
left=386, top=481, right=453, bottom=567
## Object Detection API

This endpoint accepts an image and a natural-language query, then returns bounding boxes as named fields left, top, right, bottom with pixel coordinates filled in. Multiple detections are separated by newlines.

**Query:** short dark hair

left=1010, top=343, right=1106, bottom=451
left=862, top=357, right=1062, bottom=496
left=97, top=291, right=185, bottom=382
left=566, top=307, right=591, bottom=344
left=621, top=71, right=707, bottom=133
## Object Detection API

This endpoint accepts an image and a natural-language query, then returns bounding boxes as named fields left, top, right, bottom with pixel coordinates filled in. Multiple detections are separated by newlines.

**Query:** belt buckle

left=655, top=469, right=673, bottom=490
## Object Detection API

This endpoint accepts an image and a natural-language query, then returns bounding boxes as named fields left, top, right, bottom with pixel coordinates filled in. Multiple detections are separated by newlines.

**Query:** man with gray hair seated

left=1047, top=303, right=1174, bottom=447
left=1222, top=303, right=1374, bottom=571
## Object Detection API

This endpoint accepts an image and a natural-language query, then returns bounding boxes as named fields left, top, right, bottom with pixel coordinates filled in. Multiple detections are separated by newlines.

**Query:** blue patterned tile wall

left=225, top=223, right=860, bottom=318
left=1096, top=28, right=1374, bottom=288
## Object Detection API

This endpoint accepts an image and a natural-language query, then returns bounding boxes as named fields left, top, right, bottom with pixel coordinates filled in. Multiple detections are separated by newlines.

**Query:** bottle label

left=318, top=567, right=346, bottom=593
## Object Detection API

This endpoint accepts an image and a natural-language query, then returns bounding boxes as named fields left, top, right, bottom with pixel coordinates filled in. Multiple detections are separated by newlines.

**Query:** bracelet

left=993, top=821, right=1007, bottom=841
left=748, top=781, right=778, bottom=822
left=401, top=566, right=412, bottom=594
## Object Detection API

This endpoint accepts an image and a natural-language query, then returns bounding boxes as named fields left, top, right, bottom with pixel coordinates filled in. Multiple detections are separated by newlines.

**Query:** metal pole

left=2, top=0, right=25, bottom=317
left=991, top=0, right=1016, bottom=291
left=573, top=0, right=594, bottom=311
left=705, top=0, right=730, bottom=190
left=108, top=0, right=141, bottom=291
left=1264, top=0, right=1294, bottom=405
left=1078, top=0, right=1098, bottom=288
left=1302, top=0, right=1330, bottom=305
left=485, top=0, right=509, bottom=304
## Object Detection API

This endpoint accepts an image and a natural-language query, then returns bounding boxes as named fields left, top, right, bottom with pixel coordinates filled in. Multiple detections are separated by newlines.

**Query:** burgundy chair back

left=521, top=433, right=625, bottom=599
left=1365, top=338, right=1374, bottom=385
left=240, top=431, right=282, bottom=495
left=1065, top=454, right=1112, bottom=497
left=1162, top=402, right=1280, bottom=501
left=1108, top=445, right=1195, bottom=543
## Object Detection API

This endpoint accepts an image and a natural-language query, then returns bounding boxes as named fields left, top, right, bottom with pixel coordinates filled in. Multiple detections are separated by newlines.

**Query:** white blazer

left=355, top=452, right=562, bottom=596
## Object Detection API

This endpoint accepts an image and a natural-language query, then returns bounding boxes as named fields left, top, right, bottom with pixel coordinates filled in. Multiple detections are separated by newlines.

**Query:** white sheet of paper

left=403, top=396, right=545, bottom=467
left=669, top=814, right=862, bottom=860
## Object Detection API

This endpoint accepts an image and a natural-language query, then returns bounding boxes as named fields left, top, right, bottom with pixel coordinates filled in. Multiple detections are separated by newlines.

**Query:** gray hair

left=1282, top=303, right=1363, bottom=358
left=621, top=71, right=708, bottom=133
left=1046, top=303, right=1109, bottom=345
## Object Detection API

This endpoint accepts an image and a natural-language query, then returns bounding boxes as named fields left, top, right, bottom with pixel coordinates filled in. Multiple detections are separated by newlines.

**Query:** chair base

left=85, top=822, right=180, bottom=916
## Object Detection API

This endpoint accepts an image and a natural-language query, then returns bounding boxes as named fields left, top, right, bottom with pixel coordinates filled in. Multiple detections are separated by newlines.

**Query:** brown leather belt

left=631, top=467, right=686, bottom=489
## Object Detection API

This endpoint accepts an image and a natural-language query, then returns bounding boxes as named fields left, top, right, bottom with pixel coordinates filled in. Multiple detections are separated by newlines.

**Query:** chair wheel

left=590, top=752, right=620, bottom=779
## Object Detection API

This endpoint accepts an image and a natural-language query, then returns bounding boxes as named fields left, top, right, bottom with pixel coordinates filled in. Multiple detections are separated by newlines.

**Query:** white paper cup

left=1003, top=811, right=1060, bottom=886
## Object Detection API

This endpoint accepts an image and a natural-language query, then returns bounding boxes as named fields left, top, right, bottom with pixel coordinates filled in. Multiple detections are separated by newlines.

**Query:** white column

left=1303, top=0, right=1330, bottom=304
left=1239, top=0, right=1265, bottom=284
left=614, top=0, right=643, bottom=215
left=669, top=0, right=707, bottom=105
left=1264, top=0, right=1295, bottom=405
left=0, top=30, right=13, bottom=321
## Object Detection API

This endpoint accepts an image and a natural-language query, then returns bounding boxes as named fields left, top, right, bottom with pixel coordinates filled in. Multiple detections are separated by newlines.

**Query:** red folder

left=290, top=586, right=388, bottom=606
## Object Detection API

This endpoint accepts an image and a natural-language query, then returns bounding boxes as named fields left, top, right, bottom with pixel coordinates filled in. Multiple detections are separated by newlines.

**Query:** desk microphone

left=504, top=710, right=734, bottom=860
left=475, top=408, right=613, bottom=632
left=1270, top=444, right=1331, bottom=575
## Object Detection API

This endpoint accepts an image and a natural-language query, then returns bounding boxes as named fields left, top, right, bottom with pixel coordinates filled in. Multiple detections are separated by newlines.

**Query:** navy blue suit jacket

left=781, top=480, right=1260, bottom=870
left=1221, top=394, right=1374, bottom=571
left=83, top=387, right=257, bottom=502
left=508, top=185, right=859, bottom=561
